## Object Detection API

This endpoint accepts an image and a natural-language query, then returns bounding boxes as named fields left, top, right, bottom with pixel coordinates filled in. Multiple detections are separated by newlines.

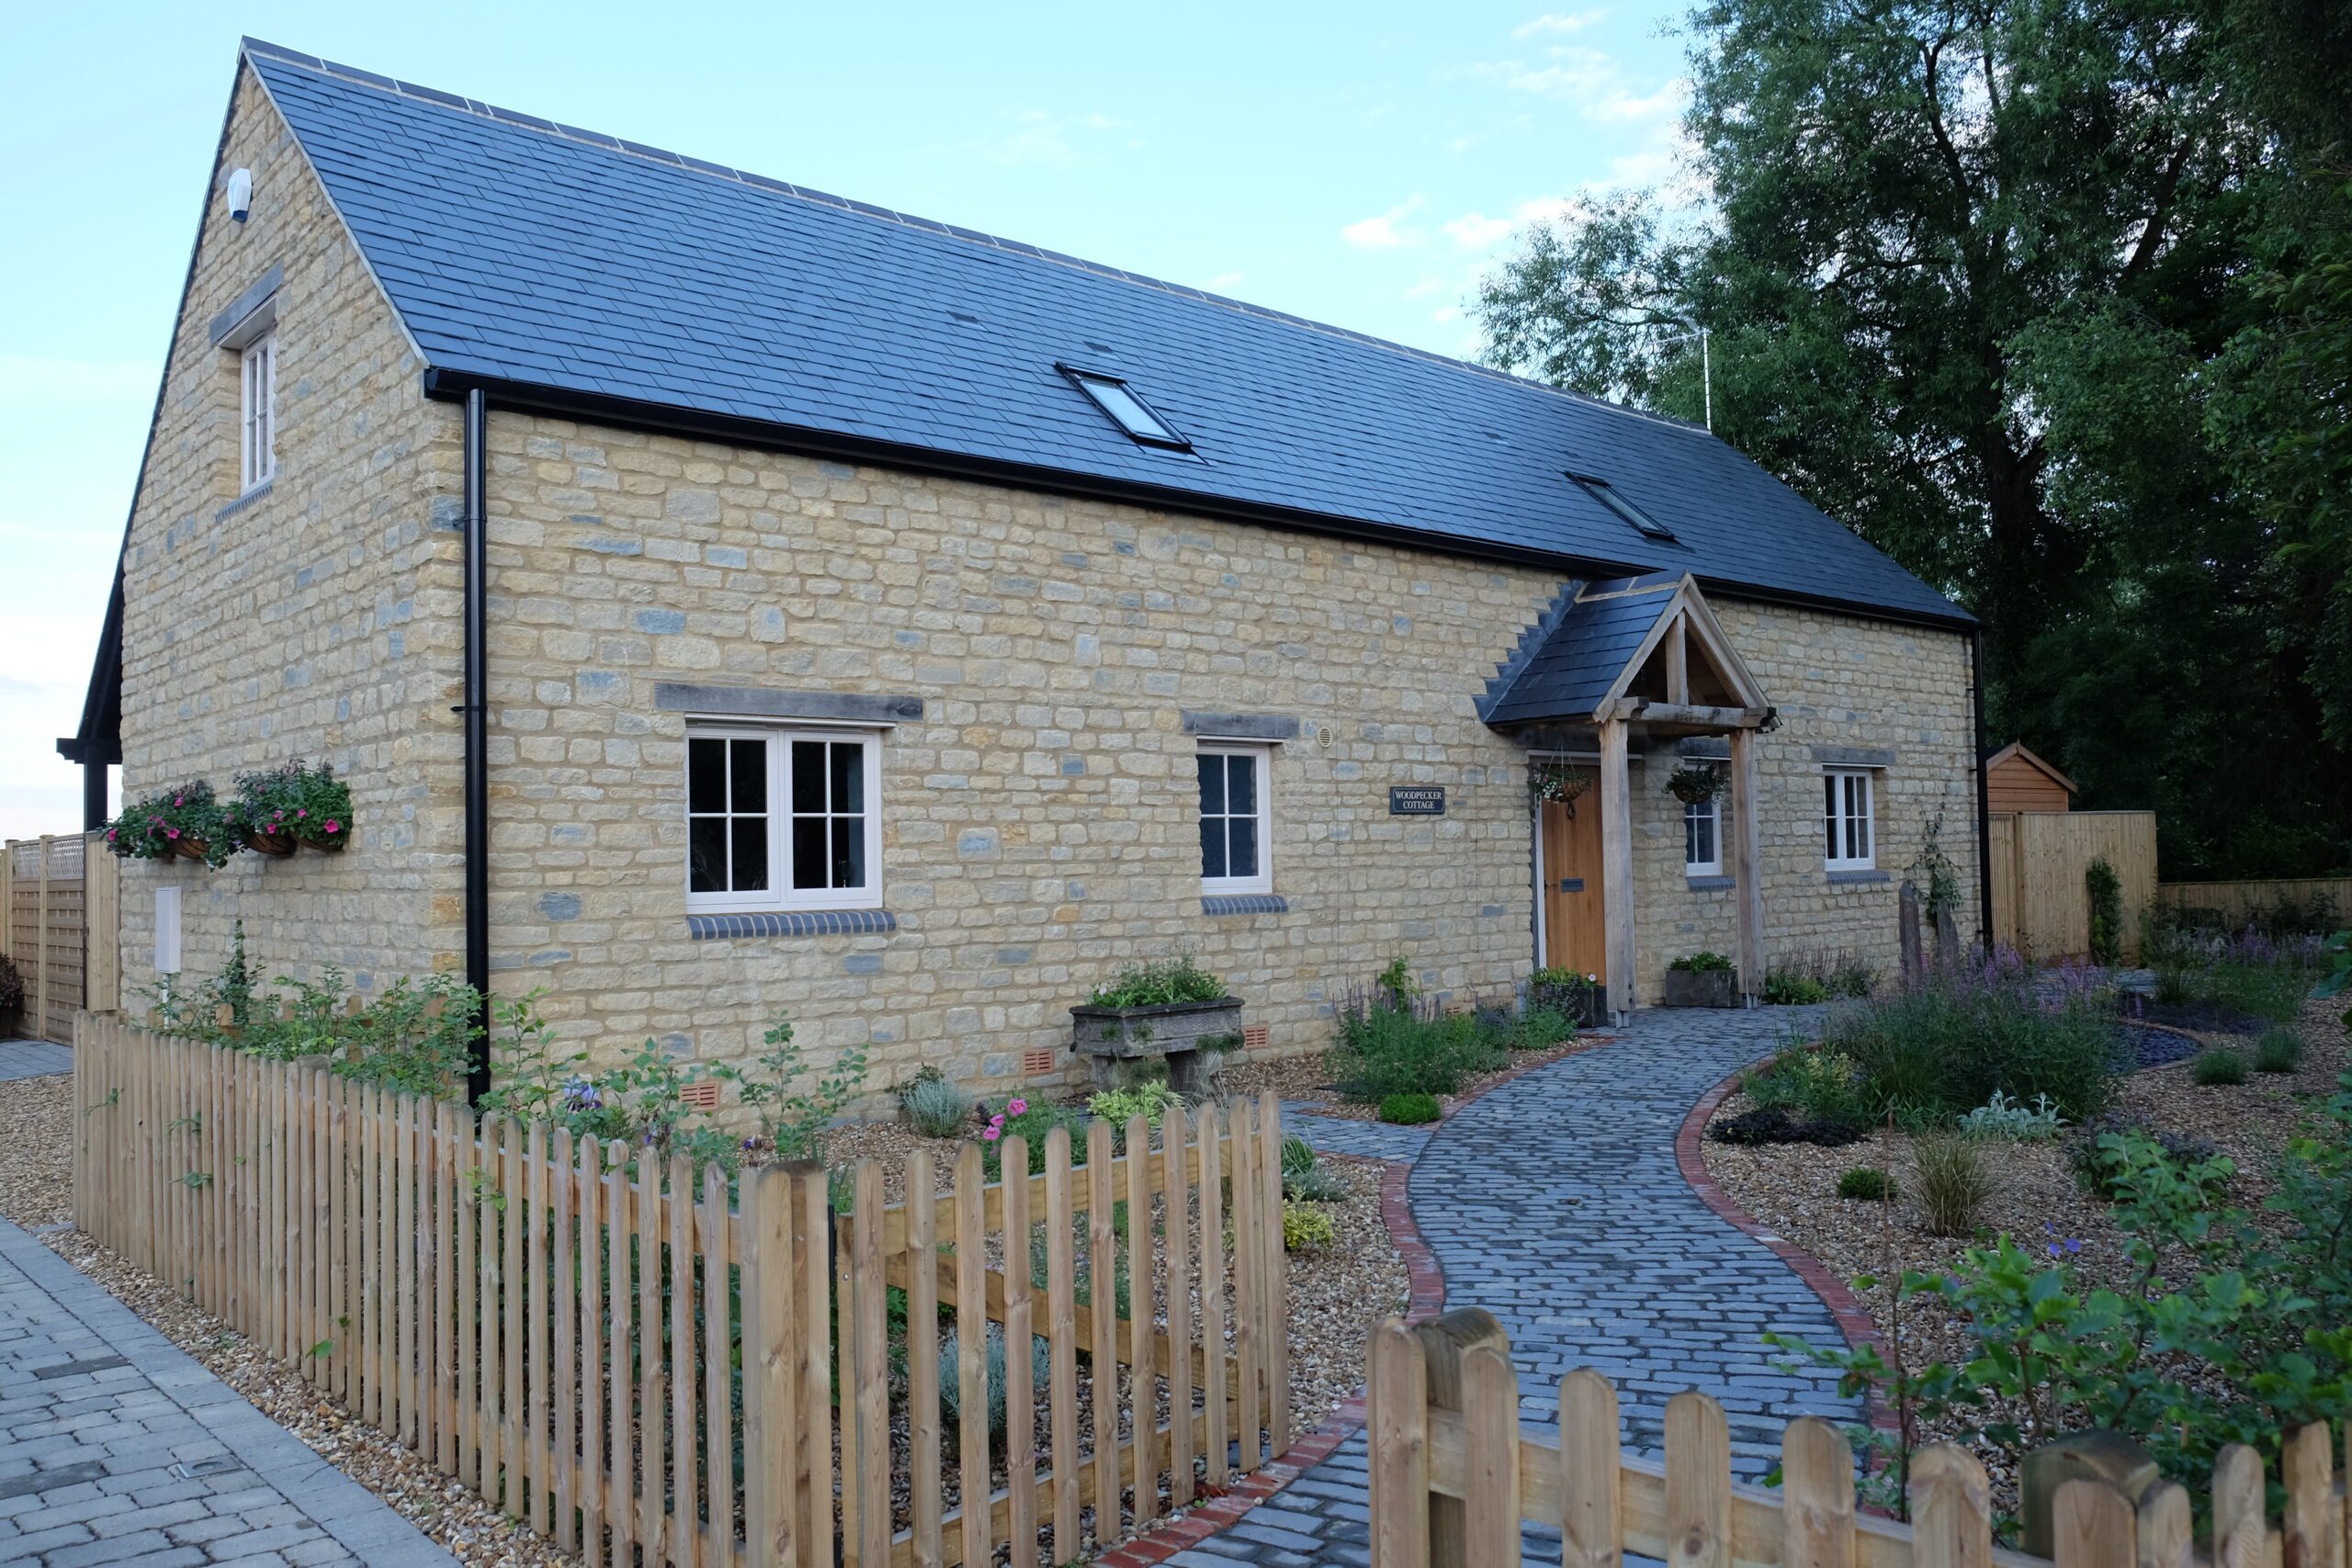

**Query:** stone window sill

left=216, top=479, right=275, bottom=521
left=687, top=909, right=897, bottom=940
left=1201, top=894, right=1288, bottom=917
left=1684, top=874, right=1736, bottom=891
left=1826, top=870, right=1890, bottom=886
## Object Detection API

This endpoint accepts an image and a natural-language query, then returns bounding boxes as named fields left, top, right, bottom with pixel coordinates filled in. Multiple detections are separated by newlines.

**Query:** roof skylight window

left=1567, top=471, right=1676, bottom=542
left=1061, top=367, right=1190, bottom=450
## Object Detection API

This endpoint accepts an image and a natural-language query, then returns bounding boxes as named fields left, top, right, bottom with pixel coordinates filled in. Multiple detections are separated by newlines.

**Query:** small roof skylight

left=1567, top=471, right=1676, bottom=542
left=1061, top=367, right=1190, bottom=450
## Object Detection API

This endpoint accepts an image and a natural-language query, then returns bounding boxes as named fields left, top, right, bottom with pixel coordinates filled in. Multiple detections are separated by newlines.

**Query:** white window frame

left=684, top=723, right=884, bottom=913
left=1683, top=793, right=1723, bottom=877
left=1823, top=768, right=1876, bottom=872
left=1197, top=743, right=1272, bottom=897
left=240, top=332, right=277, bottom=492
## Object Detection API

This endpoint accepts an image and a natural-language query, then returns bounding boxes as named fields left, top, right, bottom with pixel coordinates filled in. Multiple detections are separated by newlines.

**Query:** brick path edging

left=1094, top=1159, right=1447, bottom=1565
left=1674, top=1056, right=1900, bottom=1436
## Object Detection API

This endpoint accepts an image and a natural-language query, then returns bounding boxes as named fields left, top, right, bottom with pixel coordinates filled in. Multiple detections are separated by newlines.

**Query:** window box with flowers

left=225, top=761, right=353, bottom=854
left=102, top=781, right=237, bottom=868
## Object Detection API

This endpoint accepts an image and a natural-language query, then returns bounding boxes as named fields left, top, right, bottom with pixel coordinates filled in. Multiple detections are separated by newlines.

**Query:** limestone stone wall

left=112, top=63, right=459, bottom=1004
left=474, top=411, right=1980, bottom=1103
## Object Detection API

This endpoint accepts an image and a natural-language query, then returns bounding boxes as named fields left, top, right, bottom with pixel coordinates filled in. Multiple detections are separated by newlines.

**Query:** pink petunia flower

left=982, top=1124, right=1001, bottom=1142
left=1007, top=1097, right=1028, bottom=1116
left=166, top=829, right=180, bottom=840
left=297, top=808, right=307, bottom=818
left=324, top=820, right=341, bottom=834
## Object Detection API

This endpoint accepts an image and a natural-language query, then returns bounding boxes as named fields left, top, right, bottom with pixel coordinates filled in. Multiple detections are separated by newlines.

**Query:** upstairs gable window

left=240, top=333, right=277, bottom=491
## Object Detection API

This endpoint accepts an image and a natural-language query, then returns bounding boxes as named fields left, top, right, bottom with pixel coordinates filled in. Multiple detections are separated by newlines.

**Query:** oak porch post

left=1730, top=728, right=1766, bottom=1005
left=1599, top=716, right=1636, bottom=1020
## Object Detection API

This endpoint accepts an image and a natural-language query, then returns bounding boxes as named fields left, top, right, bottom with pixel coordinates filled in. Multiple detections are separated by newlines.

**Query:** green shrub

left=1283, top=1202, right=1339, bottom=1253
left=1377, top=1092, right=1442, bottom=1125
left=1374, top=955, right=1421, bottom=1010
left=1088, top=954, right=1227, bottom=1009
left=1956, top=1089, right=2066, bottom=1142
left=1815, top=961, right=2115, bottom=1122
left=2086, top=856, right=2123, bottom=966
left=1744, top=1048, right=1870, bottom=1126
left=938, top=1325, right=1052, bottom=1445
left=1528, top=966, right=1600, bottom=1023
left=1334, top=993, right=1505, bottom=1100
left=1283, top=1161, right=1349, bottom=1202
left=1762, top=970, right=1830, bottom=1006
left=1281, top=1135, right=1317, bottom=1175
left=1087, top=1081, right=1183, bottom=1130
left=898, top=1072, right=974, bottom=1138
left=1669, top=951, right=1736, bottom=973
left=1837, top=1167, right=1896, bottom=1201
left=1508, top=1003, right=1574, bottom=1050
left=1911, top=1132, right=1993, bottom=1237
left=2192, top=1047, right=2248, bottom=1086
left=2254, top=1026, right=2304, bottom=1074
left=2068, top=1112, right=2222, bottom=1200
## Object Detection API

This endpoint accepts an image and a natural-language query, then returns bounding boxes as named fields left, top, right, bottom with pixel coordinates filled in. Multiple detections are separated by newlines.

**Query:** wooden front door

left=1541, top=798, right=1606, bottom=982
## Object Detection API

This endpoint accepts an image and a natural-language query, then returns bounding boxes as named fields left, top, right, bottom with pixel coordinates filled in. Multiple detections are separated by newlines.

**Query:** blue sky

left=0, top=1, right=1691, bottom=838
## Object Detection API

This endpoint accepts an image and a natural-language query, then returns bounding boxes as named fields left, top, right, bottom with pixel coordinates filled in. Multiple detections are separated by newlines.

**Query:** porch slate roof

left=237, top=39, right=1969, bottom=630
left=1481, top=575, right=1681, bottom=726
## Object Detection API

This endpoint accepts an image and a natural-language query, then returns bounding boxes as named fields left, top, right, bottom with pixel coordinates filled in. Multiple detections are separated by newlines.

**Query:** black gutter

left=420, top=367, right=1981, bottom=638
left=1969, top=627, right=1995, bottom=946
left=461, top=388, right=492, bottom=1102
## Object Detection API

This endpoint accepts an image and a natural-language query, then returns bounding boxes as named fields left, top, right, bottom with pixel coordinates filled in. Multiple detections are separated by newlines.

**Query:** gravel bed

left=0, top=1074, right=73, bottom=1226
left=1700, top=999, right=2346, bottom=1516
left=1223, top=1036, right=1601, bottom=1123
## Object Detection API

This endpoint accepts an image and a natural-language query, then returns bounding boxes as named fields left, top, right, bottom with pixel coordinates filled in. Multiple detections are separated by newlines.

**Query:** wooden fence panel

left=6, top=835, right=88, bottom=1041
left=1364, top=1308, right=2323, bottom=1568
left=70, top=1017, right=1291, bottom=1568
left=2155, top=875, right=2352, bottom=927
left=1987, top=812, right=2158, bottom=962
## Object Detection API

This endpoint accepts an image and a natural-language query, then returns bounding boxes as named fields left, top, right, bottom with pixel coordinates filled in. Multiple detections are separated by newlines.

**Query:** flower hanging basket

left=297, top=826, right=349, bottom=853
left=1529, top=762, right=1594, bottom=814
left=228, top=760, right=355, bottom=859
left=1665, top=762, right=1726, bottom=806
left=172, top=836, right=211, bottom=863
left=239, top=826, right=298, bottom=858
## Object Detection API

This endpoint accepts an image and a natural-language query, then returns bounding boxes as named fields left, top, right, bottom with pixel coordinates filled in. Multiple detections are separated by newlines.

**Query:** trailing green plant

left=1907, top=809, right=1963, bottom=928
left=1955, top=1089, right=2066, bottom=1143
left=937, top=1324, right=1052, bottom=1447
left=224, top=760, right=354, bottom=850
left=2085, top=856, right=2124, bottom=966
left=1528, top=761, right=1592, bottom=809
left=1283, top=1201, right=1338, bottom=1253
left=1088, top=955, right=1226, bottom=1009
left=899, top=1071, right=974, bottom=1138
left=104, top=780, right=237, bottom=867
left=1837, top=1168, right=1895, bottom=1201
left=1773, top=1083, right=2352, bottom=1529
left=1376, top=1092, right=1441, bottom=1125
left=1668, top=951, right=1735, bottom=974
left=1374, top=956, right=1420, bottom=1010
left=1910, top=1131, right=1994, bottom=1237
left=2254, top=1025, right=2306, bottom=1075
left=2192, top=1047, right=2249, bottom=1086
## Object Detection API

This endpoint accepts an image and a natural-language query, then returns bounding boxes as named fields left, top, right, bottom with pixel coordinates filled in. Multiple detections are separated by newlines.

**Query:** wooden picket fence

left=72, top=1013, right=1291, bottom=1567
left=1366, top=1310, right=2346, bottom=1568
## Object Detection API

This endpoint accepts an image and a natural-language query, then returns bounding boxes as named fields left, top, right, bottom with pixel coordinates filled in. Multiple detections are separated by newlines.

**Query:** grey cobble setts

left=1199, top=1008, right=1859, bottom=1566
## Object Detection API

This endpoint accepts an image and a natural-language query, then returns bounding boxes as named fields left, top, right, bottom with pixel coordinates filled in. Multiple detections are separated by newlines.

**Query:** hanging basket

left=1529, top=763, right=1593, bottom=815
left=1665, top=762, right=1725, bottom=806
left=239, top=826, right=298, bottom=858
left=297, top=827, right=349, bottom=853
left=171, top=836, right=210, bottom=863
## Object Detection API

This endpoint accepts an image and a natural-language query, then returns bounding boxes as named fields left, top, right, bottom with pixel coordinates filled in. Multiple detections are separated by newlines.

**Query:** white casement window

left=1684, top=795, right=1723, bottom=877
left=1823, top=768, right=1875, bottom=872
left=1197, top=744, right=1272, bottom=895
left=239, top=332, right=277, bottom=491
left=685, top=726, right=882, bottom=911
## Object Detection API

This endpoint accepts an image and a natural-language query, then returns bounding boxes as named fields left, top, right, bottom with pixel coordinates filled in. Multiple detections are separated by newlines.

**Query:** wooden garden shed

left=1984, top=741, right=2075, bottom=814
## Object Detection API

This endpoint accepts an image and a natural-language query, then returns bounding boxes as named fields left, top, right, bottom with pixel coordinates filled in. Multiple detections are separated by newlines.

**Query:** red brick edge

left=1674, top=1059, right=1901, bottom=1438
left=1097, top=1159, right=1448, bottom=1564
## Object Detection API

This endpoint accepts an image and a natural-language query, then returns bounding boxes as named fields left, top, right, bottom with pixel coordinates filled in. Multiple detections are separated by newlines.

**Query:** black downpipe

left=462, top=389, right=492, bottom=1103
left=1969, top=627, right=1995, bottom=948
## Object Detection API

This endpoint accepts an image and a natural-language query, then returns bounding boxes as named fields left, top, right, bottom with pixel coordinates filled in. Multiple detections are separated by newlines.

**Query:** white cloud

left=1511, top=9, right=1607, bottom=38
left=1463, top=47, right=1689, bottom=127
left=1405, top=278, right=1448, bottom=299
left=1208, top=270, right=1247, bottom=289
left=974, top=109, right=1135, bottom=168
left=1340, top=196, right=1427, bottom=250
left=1441, top=212, right=1516, bottom=250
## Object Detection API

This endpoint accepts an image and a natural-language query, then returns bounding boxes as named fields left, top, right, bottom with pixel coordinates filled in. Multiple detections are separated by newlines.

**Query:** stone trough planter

left=1661, top=968, right=1739, bottom=1008
left=1069, top=995, right=1244, bottom=1097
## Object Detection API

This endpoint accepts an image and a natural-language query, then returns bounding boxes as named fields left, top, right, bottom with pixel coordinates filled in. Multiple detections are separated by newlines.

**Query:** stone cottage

left=58, top=39, right=1988, bottom=1099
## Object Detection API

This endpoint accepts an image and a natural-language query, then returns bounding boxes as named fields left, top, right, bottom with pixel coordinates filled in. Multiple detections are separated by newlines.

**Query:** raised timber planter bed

left=1069, top=995, right=1242, bottom=1096
left=1662, top=968, right=1739, bottom=1008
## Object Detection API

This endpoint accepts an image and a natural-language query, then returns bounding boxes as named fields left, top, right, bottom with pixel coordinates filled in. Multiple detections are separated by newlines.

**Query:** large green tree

left=1477, top=0, right=2352, bottom=877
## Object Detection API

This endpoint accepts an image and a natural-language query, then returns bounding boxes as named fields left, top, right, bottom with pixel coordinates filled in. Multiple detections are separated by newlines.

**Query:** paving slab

left=0, top=1214, right=455, bottom=1567
left=0, top=1041, right=71, bottom=1083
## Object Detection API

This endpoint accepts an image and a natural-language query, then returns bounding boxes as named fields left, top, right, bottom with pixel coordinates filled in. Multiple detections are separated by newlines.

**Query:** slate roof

left=1482, top=576, right=1681, bottom=726
left=235, top=39, right=1967, bottom=629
